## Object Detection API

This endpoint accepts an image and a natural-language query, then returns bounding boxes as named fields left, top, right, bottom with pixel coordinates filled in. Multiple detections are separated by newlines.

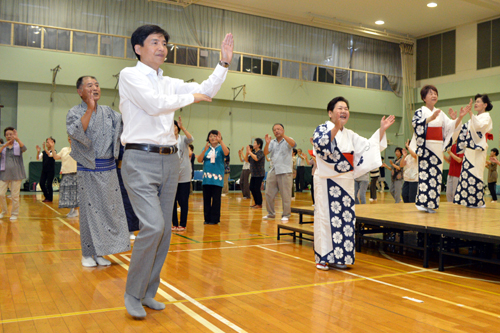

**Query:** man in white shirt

left=119, top=24, right=233, bottom=318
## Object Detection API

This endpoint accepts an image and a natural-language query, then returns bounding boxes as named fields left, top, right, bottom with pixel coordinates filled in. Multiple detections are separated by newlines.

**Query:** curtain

left=0, top=0, right=403, bottom=94
left=400, top=43, right=416, bottom=138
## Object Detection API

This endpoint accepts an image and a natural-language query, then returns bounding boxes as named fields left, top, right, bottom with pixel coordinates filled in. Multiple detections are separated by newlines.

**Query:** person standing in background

left=377, top=157, right=390, bottom=192
left=198, top=130, right=230, bottom=224
left=401, top=140, right=418, bottom=203
left=307, top=140, right=317, bottom=206
left=0, top=127, right=27, bottom=220
left=369, top=168, right=380, bottom=202
left=487, top=148, right=499, bottom=202
left=263, top=123, right=296, bottom=222
left=354, top=172, right=370, bottom=204
left=389, top=147, right=404, bottom=203
left=172, top=118, right=194, bottom=231
left=245, top=138, right=265, bottom=209
left=36, top=137, right=56, bottom=202
left=222, top=148, right=231, bottom=196
left=296, top=148, right=306, bottom=192
left=52, top=136, right=79, bottom=217
left=443, top=141, right=463, bottom=203
left=238, top=146, right=251, bottom=199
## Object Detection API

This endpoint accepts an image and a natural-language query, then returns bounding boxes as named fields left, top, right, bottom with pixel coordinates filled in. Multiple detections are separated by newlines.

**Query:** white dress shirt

left=119, top=61, right=228, bottom=146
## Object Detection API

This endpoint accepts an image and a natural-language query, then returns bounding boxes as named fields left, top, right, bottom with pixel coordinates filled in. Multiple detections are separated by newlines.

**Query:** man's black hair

left=131, top=25, right=170, bottom=61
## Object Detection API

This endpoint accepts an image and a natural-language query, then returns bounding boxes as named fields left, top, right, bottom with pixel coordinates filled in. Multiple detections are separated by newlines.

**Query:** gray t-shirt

left=0, top=145, right=27, bottom=181
left=177, top=135, right=194, bottom=183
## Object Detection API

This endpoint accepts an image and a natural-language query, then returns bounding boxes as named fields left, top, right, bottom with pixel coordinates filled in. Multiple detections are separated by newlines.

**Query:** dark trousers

left=172, top=182, right=191, bottom=227
left=402, top=181, right=418, bottom=203
left=40, top=169, right=55, bottom=201
left=369, top=177, right=378, bottom=200
left=310, top=175, right=315, bottom=204
left=250, top=176, right=264, bottom=205
left=489, top=182, right=498, bottom=201
left=203, top=184, right=222, bottom=224
left=296, top=166, right=305, bottom=191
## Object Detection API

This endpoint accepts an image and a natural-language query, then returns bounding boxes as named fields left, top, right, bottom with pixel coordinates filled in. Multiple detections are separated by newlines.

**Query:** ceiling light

left=427, top=2, right=437, bottom=7
left=375, top=20, right=384, bottom=25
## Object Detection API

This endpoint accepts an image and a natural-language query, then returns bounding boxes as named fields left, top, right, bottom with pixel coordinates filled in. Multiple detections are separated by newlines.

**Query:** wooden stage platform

left=285, top=202, right=500, bottom=271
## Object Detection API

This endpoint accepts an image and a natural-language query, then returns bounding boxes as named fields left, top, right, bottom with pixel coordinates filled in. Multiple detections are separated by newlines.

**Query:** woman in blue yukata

left=313, top=96, right=395, bottom=271
left=412, top=85, right=469, bottom=213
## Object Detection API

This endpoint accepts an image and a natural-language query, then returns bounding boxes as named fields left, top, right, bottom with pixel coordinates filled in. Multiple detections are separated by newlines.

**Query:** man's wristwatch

left=219, top=60, right=230, bottom=68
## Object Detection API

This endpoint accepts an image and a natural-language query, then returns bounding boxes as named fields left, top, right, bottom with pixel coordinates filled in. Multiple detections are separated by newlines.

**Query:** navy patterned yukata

left=313, top=121, right=386, bottom=266
left=453, top=112, right=492, bottom=207
left=412, top=106, right=458, bottom=212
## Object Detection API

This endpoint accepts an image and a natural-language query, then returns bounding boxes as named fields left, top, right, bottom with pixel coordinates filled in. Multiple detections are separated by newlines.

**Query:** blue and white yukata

left=454, top=112, right=492, bottom=207
left=313, top=121, right=386, bottom=266
left=412, top=106, right=459, bottom=212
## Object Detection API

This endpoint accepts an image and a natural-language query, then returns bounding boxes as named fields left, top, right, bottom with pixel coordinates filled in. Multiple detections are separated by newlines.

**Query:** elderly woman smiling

left=312, top=96, right=395, bottom=271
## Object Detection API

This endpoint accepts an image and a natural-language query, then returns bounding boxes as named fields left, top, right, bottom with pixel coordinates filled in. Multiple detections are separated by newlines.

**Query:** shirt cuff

left=214, top=64, right=229, bottom=77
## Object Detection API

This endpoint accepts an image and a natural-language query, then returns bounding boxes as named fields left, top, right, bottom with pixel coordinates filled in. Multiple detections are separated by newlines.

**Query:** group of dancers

left=313, top=85, right=494, bottom=270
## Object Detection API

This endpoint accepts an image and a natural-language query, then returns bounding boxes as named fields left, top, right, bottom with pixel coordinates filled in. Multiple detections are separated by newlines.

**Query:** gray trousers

left=390, top=179, right=403, bottom=203
left=446, top=175, right=459, bottom=202
left=265, top=170, right=293, bottom=217
left=122, top=149, right=180, bottom=300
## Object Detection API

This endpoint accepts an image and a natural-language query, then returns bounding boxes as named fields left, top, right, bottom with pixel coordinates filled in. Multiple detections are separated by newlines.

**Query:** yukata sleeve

left=412, top=108, right=427, bottom=157
left=352, top=130, right=386, bottom=179
left=442, top=113, right=460, bottom=151
left=470, top=113, right=493, bottom=145
left=111, top=109, right=123, bottom=160
left=67, top=107, right=93, bottom=148
left=312, top=124, right=352, bottom=174
left=66, top=107, right=95, bottom=168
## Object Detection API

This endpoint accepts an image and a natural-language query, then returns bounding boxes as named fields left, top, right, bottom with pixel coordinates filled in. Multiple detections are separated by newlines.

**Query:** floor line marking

left=0, top=268, right=418, bottom=325
left=379, top=249, right=500, bottom=284
left=110, top=255, right=236, bottom=333
left=56, top=217, right=80, bottom=234
left=0, top=248, right=80, bottom=255
left=169, top=241, right=293, bottom=253
left=41, top=202, right=62, bottom=215
left=57, top=216, right=244, bottom=332
left=119, top=255, right=247, bottom=333
left=256, top=245, right=500, bottom=319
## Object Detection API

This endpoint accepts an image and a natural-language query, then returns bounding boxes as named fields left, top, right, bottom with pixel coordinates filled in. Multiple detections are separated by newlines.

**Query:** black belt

left=125, top=143, right=178, bottom=155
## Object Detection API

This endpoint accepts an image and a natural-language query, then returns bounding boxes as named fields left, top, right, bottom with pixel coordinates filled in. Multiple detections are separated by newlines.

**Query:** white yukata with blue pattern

left=313, top=121, right=386, bottom=266
left=412, top=106, right=458, bottom=211
left=454, top=112, right=492, bottom=207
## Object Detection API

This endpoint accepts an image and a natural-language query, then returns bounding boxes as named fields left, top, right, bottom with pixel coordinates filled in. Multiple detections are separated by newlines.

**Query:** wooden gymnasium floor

left=1, top=190, right=500, bottom=332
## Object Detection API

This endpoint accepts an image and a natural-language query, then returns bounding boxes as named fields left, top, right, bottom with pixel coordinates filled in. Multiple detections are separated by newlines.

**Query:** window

left=416, top=30, right=455, bottom=80
left=477, top=18, right=500, bottom=70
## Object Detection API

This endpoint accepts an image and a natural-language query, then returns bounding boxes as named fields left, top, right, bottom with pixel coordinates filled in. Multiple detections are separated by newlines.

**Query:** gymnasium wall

left=0, top=44, right=403, bottom=174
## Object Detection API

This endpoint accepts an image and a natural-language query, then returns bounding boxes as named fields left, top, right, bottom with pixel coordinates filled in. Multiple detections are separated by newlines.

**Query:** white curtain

left=400, top=43, right=416, bottom=137
left=0, top=0, right=403, bottom=94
